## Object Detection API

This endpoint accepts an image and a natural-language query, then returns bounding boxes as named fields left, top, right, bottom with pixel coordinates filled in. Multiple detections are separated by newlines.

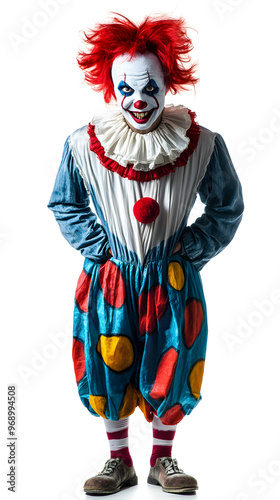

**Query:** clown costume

left=48, top=15, right=244, bottom=495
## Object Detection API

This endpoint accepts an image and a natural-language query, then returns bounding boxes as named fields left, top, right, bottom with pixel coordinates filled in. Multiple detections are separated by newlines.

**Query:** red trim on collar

left=87, top=110, right=200, bottom=182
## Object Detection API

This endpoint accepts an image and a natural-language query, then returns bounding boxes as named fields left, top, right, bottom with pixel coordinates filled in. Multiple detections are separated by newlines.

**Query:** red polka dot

left=139, top=284, right=168, bottom=336
left=72, top=339, right=86, bottom=383
left=160, top=404, right=185, bottom=425
left=149, top=348, right=179, bottom=399
left=99, top=260, right=125, bottom=308
left=133, top=197, right=160, bottom=224
left=184, top=299, right=204, bottom=348
left=75, top=270, right=91, bottom=312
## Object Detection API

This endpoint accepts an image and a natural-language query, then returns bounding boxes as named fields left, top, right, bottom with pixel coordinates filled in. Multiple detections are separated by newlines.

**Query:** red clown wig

left=77, top=14, right=198, bottom=103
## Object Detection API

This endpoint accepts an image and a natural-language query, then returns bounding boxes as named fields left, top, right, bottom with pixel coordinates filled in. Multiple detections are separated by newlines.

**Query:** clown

left=48, top=14, right=244, bottom=495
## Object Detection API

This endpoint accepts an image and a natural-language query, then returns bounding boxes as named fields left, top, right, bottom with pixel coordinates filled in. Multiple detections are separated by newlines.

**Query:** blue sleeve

left=180, top=133, right=244, bottom=271
left=48, top=137, right=110, bottom=262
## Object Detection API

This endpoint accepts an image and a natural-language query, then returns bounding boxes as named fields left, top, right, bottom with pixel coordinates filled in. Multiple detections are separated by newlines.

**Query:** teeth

left=132, top=111, right=150, bottom=119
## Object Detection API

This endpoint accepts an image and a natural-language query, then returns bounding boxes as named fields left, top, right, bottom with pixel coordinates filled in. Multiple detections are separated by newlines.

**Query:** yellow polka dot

left=97, top=335, right=134, bottom=372
left=188, top=360, right=205, bottom=400
left=168, top=262, right=185, bottom=291
left=89, top=395, right=107, bottom=418
left=119, top=383, right=138, bottom=419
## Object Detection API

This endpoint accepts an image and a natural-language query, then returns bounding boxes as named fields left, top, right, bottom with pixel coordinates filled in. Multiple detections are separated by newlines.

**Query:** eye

left=122, top=86, right=133, bottom=93
left=143, top=79, right=159, bottom=96
left=145, top=85, right=155, bottom=93
left=117, top=80, right=134, bottom=96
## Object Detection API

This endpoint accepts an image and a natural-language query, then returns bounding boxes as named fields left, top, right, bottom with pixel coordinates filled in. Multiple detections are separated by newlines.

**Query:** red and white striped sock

left=104, top=417, right=133, bottom=467
left=150, top=415, right=177, bottom=467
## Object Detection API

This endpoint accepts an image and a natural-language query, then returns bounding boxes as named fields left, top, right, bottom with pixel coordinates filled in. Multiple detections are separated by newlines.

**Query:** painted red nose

left=134, top=100, right=147, bottom=110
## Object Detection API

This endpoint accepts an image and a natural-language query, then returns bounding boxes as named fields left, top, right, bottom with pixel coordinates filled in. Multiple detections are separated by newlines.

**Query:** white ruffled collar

left=90, top=104, right=192, bottom=171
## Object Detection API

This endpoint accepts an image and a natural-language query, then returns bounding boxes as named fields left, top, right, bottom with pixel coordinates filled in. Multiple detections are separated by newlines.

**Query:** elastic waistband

left=110, top=252, right=183, bottom=268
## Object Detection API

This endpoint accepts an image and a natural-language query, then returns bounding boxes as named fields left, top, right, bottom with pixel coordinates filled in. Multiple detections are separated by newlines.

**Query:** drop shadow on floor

left=85, top=482, right=198, bottom=496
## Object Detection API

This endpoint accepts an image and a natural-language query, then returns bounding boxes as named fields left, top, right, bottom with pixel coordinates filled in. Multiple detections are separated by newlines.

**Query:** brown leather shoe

left=84, top=457, right=138, bottom=495
left=147, top=457, right=198, bottom=493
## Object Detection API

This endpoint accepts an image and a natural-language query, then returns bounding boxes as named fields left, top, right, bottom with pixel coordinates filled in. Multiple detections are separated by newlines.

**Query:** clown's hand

left=107, top=248, right=113, bottom=257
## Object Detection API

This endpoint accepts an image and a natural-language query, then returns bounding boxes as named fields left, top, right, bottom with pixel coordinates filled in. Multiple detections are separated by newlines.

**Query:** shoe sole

left=147, top=475, right=198, bottom=493
left=84, top=475, right=138, bottom=495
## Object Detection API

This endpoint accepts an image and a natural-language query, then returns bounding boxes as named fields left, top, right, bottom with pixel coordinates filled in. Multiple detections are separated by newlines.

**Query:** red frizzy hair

left=77, top=14, right=198, bottom=103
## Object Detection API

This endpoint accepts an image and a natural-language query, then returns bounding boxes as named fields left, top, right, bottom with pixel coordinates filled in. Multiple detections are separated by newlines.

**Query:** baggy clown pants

left=72, top=253, right=208, bottom=425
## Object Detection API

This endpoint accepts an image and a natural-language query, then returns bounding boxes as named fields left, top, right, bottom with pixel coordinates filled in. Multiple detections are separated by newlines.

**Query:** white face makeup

left=111, top=52, right=166, bottom=133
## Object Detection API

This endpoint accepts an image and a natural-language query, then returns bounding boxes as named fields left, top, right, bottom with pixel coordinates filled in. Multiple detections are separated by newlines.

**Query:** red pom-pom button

left=133, top=197, right=160, bottom=224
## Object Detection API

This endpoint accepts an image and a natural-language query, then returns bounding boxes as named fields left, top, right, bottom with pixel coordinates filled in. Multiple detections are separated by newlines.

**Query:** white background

left=1, top=1, right=280, bottom=499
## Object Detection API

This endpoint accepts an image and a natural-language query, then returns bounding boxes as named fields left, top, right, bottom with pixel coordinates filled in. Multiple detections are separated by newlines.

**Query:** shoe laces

left=160, top=457, right=183, bottom=475
left=101, top=458, right=121, bottom=475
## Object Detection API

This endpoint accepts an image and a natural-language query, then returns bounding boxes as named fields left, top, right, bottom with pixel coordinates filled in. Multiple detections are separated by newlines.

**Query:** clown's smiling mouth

left=128, top=109, right=154, bottom=123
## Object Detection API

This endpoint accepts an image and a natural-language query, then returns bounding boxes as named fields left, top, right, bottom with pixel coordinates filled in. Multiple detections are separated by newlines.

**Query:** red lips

left=128, top=109, right=155, bottom=123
